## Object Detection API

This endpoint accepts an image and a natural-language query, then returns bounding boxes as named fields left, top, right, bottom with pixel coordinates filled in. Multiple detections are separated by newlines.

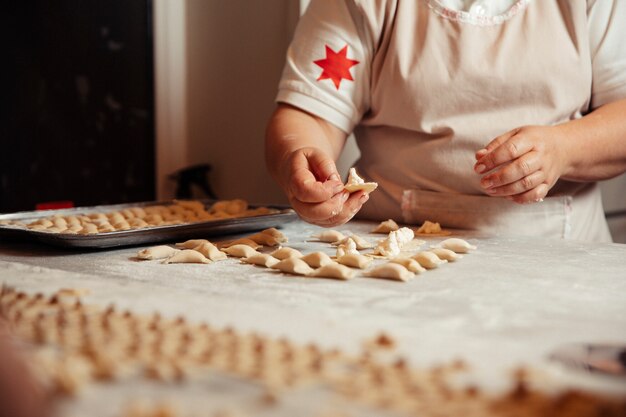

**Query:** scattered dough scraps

left=366, top=263, right=414, bottom=282
left=439, top=238, right=477, bottom=253
left=137, top=245, right=180, bottom=260
left=412, top=251, right=447, bottom=269
left=336, top=238, right=359, bottom=258
left=222, top=245, right=260, bottom=258
left=332, top=235, right=373, bottom=250
left=309, top=263, right=356, bottom=280
left=389, top=257, right=426, bottom=273
left=162, top=250, right=211, bottom=264
left=270, top=247, right=303, bottom=260
left=311, top=230, right=346, bottom=243
left=270, top=258, right=314, bottom=276
left=372, top=219, right=399, bottom=234
left=241, top=253, right=279, bottom=268
left=344, top=168, right=378, bottom=194
left=300, top=252, right=335, bottom=268
left=336, top=253, right=372, bottom=269
left=429, top=247, right=463, bottom=261
left=373, top=233, right=400, bottom=258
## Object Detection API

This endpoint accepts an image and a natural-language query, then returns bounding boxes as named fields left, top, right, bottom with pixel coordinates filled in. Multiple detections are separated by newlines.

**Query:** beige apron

left=355, top=0, right=612, bottom=241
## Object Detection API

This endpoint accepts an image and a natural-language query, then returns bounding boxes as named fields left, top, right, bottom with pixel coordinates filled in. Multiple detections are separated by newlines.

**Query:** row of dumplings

left=1, top=199, right=278, bottom=234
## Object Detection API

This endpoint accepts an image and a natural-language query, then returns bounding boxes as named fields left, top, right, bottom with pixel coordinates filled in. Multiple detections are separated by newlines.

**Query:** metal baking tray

left=0, top=200, right=297, bottom=249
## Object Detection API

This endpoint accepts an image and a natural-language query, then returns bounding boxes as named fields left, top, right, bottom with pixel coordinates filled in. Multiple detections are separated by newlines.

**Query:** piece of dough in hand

left=163, top=250, right=211, bottom=264
left=309, top=263, right=355, bottom=280
left=344, top=168, right=378, bottom=194
left=439, top=238, right=477, bottom=253
left=366, top=263, right=414, bottom=282
left=271, top=258, right=314, bottom=275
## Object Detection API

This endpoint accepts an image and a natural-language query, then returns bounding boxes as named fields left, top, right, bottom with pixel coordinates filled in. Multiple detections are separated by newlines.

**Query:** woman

left=265, top=0, right=626, bottom=241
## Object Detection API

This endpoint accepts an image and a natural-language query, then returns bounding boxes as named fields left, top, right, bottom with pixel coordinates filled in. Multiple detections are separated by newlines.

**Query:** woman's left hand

left=473, top=125, right=570, bottom=204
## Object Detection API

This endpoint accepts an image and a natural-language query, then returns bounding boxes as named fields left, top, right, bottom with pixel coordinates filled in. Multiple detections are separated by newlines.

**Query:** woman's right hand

left=280, top=146, right=369, bottom=227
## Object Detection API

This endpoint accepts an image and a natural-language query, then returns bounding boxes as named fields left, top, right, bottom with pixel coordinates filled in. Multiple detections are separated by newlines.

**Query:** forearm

left=560, top=98, right=626, bottom=182
left=265, top=104, right=347, bottom=186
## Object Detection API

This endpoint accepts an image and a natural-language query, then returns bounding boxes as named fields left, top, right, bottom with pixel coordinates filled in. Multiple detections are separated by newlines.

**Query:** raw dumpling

left=336, top=254, right=372, bottom=269
left=248, top=228, right=287, bottom=247
left=175, top=239, right=210, bottom=249
left=163, top=250, right=211, bottom=264
left=194, top=242, right=227, bottom=261
left=440, top=238, right=477, bottom=253
left=336, top=238, right=359, bottom=257
left=332, top=235, right=373, bottom=250
left=219, top=238, right=262, bottom=250
left=412, top=251, right=447, bottom=269
left=137, top=245, right=180, bottom=260
left=389, top=257, right=426, bottom=273
left=365, top=263, right=414, bottom=282
left=173, top=200, right=206, bottom=212
left=241, top=253, right=279, bottom=268
left=309, top=263, right=355, bottom=280
left=429, top=247, right=463, bottom=261
left=222, top=244, right=260, bottom=258
left=210, top=199, right=248, bottom=215
left=300, top=252, right=334, bottom=268
left=344, top=168, right=378, bottom=194
left=311, top=230, right=346, bottom=243
left=271, top=258, right=314, bottom=275
left=371, top=219, right=399, bottom=234
left=271, top=247, right=303, bottom=260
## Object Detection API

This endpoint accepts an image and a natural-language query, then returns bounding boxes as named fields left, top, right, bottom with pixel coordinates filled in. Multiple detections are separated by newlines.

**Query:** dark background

left=0, top=1, right=155, bottom=213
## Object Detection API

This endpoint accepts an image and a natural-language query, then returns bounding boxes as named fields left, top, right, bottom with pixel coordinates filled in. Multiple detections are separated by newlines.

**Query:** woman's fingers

left=294, top=191, right=368, bottom=227
left=480, top=151, right=542, bottom=192
left=287, top=150, right=343, bottom=203
left=506, top=183, right=550, bottom=204
left=474, top=130, right=534, bottom=174
left=485, top=170, right=546, bottom=197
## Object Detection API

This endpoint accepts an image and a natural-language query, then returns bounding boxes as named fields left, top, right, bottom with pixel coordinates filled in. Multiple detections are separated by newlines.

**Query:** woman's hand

left=280, top=146, right=369, bottom=226
left=473, top=125, right=570, bottom=204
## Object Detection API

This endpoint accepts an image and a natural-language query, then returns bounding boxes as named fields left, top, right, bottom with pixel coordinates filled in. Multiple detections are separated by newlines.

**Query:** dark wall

left=0, top=1, right=155, bottom=213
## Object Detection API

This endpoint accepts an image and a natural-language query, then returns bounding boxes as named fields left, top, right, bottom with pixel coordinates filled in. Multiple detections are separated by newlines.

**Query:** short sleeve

left=276, top=0, right=372, bottom=133
left=588, top=0, right=626, bottom=109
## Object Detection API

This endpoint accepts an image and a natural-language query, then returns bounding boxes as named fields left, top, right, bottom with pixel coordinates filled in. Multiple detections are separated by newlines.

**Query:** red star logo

left=313, top=44, right=359, bottom=90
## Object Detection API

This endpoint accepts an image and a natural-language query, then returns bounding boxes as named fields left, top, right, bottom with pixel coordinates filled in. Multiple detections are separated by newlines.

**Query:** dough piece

left=309, top=263, right=355, bottom=280
left=271, top=258, right=313, bottom=275
left=372, top=219, right=399, bottom=234
left=300, top=252, right=334, bottom=268
left=412, top=251, right=447, bottom=269
left=311, top=230, right=346, bottom=243
left=270, top=247, right=303, bottom=260
left=373, top=233, right=400, bottom=258
left=137, top=245, right=180, bottom=260
left=176, top=239, right=210, bottom=249
left=336, top=238, right=359, bottom=257
left=241, top=253, right=279, bottom=268
left=163, top=250, right=211, bottom=264
left=430, top=247, right=463, bottom=261
left=336, top=253, right=372, bottom=269
left=332, top=235, right=373, bottom=250
left=440, top=238, right=477, bottom=253
left=416, top=220, right=442, bottom=234
left=222, top=245, right=259, bottom=258
left=52, top=217, right=68, bottom=229
left=366, top=263, right=414, bottom=282
left=395, top=227, right=415, bottom=245
left=219, top=238, right=262, bottom=250
left=248, top=228, right=287, bottom=246
left=389, top=257, right=426, bottom=273
left=344, top=168, right=378, bottom=194
left=194, top=242, right=228, bottom=261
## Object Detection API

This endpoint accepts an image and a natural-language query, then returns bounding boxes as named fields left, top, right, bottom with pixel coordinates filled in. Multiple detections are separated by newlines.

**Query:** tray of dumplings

left=0, top=199, right=297, bottom=249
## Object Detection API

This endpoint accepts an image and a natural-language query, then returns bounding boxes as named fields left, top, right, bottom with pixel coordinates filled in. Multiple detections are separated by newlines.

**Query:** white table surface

left=1, top=220, right=625, bottom=416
